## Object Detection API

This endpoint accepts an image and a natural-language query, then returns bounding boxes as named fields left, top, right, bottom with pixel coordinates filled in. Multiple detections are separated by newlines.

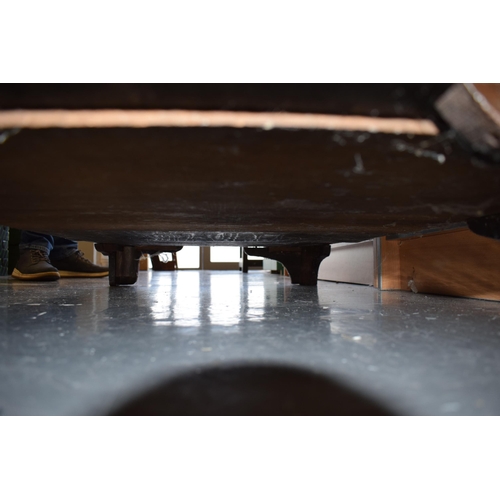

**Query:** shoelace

left=30, top=249, right=51, bottom=264
left=73, top=250, right=92, bottom=263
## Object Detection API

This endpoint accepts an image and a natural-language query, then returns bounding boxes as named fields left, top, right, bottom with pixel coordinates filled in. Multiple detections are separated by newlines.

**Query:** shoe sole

left=58, top=270, right=109, bottom=278
left=12, top=268, right=60, bottom=281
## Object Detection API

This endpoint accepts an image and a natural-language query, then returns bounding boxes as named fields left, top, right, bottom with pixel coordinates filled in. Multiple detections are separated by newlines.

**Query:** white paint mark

left=0, top=128, right=21, bottom=145
left=332, top=133, right=347, bottom=145
left=353, top=153, right=365, bottom=174
left=393, top=139, right=446, bottom=163
left=408, top=279, right=419, bottom=294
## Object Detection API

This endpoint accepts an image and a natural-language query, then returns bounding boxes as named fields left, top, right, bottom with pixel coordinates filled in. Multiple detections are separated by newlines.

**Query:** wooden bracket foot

left=95, top=244, right=142, bottom=286
left=244, top=244, right=331, bottom=285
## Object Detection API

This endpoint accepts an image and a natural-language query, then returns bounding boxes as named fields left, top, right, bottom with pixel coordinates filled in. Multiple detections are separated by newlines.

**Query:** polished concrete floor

left=1, top=270, right=500, bottom=415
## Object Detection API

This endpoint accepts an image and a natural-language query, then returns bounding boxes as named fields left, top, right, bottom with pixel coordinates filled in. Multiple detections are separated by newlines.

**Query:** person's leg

left=12, top=231, right=60, bottom=281
left=50, top=237, right=78, bottom=260
left=19, top=231, right=55, bottom=254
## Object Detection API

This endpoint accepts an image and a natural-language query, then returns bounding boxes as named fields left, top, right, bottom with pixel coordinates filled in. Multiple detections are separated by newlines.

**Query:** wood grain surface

left=380, top=229, right=500, bottom=301
left=0, top=125, right=499, bottom=247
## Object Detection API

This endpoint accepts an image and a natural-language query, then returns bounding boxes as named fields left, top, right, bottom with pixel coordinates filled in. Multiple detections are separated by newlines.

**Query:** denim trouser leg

left=20, top=231, right=78, bottom=260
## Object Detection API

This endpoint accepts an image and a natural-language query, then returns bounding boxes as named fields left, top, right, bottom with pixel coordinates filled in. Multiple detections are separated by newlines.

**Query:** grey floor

left=1, top=270, right=500, bottom=415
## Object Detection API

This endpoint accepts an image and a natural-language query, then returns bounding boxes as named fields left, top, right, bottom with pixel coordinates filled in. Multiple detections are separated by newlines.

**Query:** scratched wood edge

left=379, top=229, right=500, bottom=301
left=0, top=110, right=439, bottom=135
left=379, top=238, right=402, bottom=290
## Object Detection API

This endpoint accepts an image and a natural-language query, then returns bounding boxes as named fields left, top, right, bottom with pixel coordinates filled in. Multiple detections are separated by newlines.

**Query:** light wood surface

left=379, top=238, right=401, bottom=290
left=379, top=229, right=500, bottom=301
left=0, top=109, right=438, bottom=135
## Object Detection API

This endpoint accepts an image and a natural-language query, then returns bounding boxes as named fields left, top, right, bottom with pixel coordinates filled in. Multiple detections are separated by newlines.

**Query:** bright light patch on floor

left=209, top=273, right=241, bottom=326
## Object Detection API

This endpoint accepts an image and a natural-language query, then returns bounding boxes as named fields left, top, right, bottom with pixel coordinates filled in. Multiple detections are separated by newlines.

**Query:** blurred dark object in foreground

left=111, top=365, right=392, bottom=416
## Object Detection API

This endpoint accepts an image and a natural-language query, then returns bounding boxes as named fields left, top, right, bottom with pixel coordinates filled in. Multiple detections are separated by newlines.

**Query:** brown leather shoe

left=12, top=249, right=60, bottom=281
left=51, top=250, right=109, bottom=278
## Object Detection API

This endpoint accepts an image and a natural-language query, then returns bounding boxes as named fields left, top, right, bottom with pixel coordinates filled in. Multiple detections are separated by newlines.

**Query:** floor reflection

left=142, top=271, right=332, bottom=332
left=2, top=271, right=500, bottom=415
left=150, top=272, right=202, bottom=327
left=208, top=273, right=241, bottom=326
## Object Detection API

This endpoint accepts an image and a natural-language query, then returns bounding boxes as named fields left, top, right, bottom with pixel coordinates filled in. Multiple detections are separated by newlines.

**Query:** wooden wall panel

left=379, top=229, right=500, bottom=301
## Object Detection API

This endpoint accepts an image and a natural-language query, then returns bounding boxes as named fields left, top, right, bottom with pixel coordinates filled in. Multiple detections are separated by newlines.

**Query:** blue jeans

left=20, top=231, right=78, bottom=260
